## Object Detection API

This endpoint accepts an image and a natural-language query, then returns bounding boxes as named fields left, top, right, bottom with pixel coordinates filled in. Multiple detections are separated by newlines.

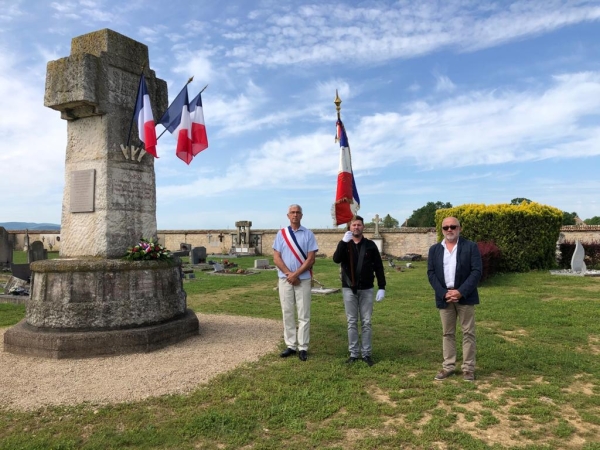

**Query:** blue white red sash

left=281, top=226, right=313, bottom=277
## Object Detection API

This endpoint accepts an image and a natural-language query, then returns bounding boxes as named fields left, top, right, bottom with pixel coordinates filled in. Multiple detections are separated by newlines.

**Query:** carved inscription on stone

left=70, top=169, right=95, bottom=213
left=110, top=169, right=155, bottom=209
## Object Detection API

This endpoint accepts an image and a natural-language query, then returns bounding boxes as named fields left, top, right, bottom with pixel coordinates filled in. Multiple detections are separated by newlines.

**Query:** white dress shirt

left=441, top=238, right=459, bottom=289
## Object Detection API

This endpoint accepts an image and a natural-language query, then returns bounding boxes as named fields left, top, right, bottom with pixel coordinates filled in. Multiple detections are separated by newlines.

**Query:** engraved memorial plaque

left=70, top=169, right=95, bottom=213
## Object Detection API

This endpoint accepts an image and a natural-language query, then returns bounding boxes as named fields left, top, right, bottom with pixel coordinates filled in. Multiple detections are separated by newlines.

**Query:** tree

left=406, top=201, right=452, bottom=227
left=510, top=198, right=532, bottom=205
left=562, top=211, right=578, bottom=226
left=584, top=216, right=600, bottom=225
left=382, top=214, right=399, bottom=228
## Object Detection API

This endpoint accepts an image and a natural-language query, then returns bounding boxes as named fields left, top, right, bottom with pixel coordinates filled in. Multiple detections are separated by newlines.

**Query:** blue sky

left=1, top=0, right=600, bottom=230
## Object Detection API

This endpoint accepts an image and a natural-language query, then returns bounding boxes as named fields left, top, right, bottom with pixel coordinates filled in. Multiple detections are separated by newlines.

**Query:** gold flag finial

left=334, top=89, right=342, bottom=120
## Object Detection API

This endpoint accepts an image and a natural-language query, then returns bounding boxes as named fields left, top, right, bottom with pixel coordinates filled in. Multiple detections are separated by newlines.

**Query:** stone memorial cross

left=372, top=214, right=382, bottom=238
left=44, top=29, right=167, bottom=258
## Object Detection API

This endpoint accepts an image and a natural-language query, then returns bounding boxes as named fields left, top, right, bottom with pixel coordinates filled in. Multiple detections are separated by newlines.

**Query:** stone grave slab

left=28, top=241, right=47, bottom=263
left=254, top=259, right=270, bottom=269
left=0, top=227, right=12, bottom=267
left=10, top=263, right=31, bottom=282
left=191, top=246, right=206, bottom=264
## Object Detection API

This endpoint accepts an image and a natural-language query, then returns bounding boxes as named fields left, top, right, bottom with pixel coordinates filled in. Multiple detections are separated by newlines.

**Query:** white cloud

left=209, top=1, right=600, bottom=67
left=157, top=129, right=337, bottom=202
left=155, top=69, right=600, bottom=208
left=0, top=0, right=24, bottom=22
left=434, top=74, right=456, bottom=93
left=354, top=71, right=600, bottom=169
left=0, top=46, right=66, bottom=222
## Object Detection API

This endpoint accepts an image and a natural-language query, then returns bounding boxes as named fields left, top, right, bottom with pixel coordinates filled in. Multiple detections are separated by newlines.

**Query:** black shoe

left=346, top=357, right=359, bottom=364
left=298, top=350, right=308, bottom=361
left=280, top=348, right=297, bottom=358
left=362, top=355, right=374, bottom=366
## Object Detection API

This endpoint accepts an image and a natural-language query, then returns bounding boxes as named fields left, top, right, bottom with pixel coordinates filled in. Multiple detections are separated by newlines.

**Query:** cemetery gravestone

left=254, top=259, right=270, bottom=269
left=23, top=231, right=30, bottom=252
left=0, top=227, right=12, bottom=268
left=372, top=214, right=382, bottom=238
left=371, top=214, right=383, bottom=252
left=571, top=240, right=586, bottom=274
left=10, top=263, right=31, bottom=282
left=28, top=241, right=47, bottom=263
left=191, top=246, right=207, bottom=264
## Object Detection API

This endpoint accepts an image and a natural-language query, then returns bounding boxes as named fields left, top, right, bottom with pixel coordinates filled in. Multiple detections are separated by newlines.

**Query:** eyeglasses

left=442, top=225, right=458, bottom=231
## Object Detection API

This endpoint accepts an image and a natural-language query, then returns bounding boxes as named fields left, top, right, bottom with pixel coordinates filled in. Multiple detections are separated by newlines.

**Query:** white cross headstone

left=372, top=214, right=382, bottom=238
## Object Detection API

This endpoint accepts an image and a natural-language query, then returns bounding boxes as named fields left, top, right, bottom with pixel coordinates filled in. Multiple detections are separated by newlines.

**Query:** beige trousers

left=278, top=278, right=311, bottom=351
left=439, top=303, right=476, bottom=372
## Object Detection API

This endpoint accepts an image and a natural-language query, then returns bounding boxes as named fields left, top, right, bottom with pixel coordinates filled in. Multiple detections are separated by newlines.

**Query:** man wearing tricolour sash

left=273, top=204, right=318, bottom=362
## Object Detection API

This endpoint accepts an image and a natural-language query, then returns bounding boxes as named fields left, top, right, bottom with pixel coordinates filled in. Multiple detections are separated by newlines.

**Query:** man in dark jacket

left=333, top=215, right=386, bottom=366
left=427, top=216, right=482, bottom=382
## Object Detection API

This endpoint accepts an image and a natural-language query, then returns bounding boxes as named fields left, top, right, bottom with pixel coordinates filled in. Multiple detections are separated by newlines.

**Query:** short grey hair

left=288, top=204, right=303, bottom=213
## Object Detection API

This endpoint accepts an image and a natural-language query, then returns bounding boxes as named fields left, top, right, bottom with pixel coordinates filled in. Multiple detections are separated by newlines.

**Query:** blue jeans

left=342, top=288, right=374, bottom=357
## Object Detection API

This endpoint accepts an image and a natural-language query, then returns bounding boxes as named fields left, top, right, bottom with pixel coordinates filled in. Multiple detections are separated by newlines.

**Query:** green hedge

left=435, top=202, right=563, bottom=272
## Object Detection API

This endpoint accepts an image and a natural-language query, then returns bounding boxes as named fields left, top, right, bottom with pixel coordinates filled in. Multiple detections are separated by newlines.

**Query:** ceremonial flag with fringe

left=331, top=119, right=360, bottom=226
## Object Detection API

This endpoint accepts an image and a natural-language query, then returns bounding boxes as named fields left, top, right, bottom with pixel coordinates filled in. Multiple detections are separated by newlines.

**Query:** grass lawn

left=1, top=256, right=600, bottom=449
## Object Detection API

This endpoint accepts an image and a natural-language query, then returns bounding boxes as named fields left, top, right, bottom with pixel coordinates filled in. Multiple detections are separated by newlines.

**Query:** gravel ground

left=0, top=313, right=282, bottom=411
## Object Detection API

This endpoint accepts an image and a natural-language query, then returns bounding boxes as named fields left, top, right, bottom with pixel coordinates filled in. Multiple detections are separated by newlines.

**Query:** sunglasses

left=442, top=225, right=458, bottom=231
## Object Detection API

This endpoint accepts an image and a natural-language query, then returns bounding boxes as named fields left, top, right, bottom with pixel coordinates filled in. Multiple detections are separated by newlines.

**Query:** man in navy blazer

left=427, top=216, right=482, bottom=382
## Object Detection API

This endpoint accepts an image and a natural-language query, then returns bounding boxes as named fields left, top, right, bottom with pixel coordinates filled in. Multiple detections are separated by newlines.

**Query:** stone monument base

left=3, top=257, right=200, bottom=358
left=4, top=308, right=199, bottom=359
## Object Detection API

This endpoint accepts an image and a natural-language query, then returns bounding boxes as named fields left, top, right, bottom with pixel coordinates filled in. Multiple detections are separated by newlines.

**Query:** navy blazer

left=427, top=238, right=482, bottom=309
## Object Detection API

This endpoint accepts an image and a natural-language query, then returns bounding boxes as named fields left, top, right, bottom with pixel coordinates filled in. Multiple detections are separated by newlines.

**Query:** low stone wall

left=7, top=230, right=62, bottom=252
left=8, top=225, right=600, bottom=258
left=559, top=226, right=600, bottom=243
left=156, top=228, right=437, bottom=258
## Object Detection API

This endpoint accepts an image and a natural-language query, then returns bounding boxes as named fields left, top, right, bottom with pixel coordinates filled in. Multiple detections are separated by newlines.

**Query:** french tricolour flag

left=331, top=119, right=360, bottom=226
left=189, top=92, right=209, bottom=156
left=133, top=74, right=158, bottom=158
left=157, top=86, right=193, bottom=165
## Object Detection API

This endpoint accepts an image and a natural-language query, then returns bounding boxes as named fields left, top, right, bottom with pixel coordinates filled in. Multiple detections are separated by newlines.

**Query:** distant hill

left=0, top=222, right=61, bottom=231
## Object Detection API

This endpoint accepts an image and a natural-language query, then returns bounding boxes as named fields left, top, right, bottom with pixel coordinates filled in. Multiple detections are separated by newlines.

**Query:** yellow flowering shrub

left=435, top=202, right=562, bottom=272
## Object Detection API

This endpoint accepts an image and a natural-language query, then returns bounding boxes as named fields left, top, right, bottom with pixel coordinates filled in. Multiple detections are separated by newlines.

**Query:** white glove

left=342, top=231, right=353, bottom=243
left=376, top=289, right=385, bottom=302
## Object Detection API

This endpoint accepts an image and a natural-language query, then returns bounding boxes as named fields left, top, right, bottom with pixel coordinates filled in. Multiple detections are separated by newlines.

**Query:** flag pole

left=335, top=90, right=356, bottom=288
left=156, top=76, right=195, bottom=141
left=334, top=89, right=342, bottom=122
left=126, top=64, right=146, bottom=147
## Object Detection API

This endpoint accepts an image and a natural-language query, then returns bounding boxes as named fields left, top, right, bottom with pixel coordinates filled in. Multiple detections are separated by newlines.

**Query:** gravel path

left=0, top=313, right=282, bottom=411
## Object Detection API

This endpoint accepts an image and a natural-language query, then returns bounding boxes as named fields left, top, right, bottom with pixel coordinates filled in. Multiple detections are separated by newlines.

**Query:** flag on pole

left=133, top=74, right=158, bottom=158
left=189, top=91, right=209, bottom=156
left=157, top=86, right=193, bottom=164
left=331, top=119, right=360, bottom=226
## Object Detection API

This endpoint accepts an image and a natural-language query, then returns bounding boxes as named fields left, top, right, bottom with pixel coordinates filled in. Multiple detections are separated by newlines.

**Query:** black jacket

left=333, top=237, right=386, bottom=291
left=427, top=238, right=482, bottom=309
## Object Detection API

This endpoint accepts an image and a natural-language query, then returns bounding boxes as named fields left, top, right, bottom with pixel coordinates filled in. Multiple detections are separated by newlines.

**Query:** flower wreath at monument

left=124, top=238, right=173, bottom=261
